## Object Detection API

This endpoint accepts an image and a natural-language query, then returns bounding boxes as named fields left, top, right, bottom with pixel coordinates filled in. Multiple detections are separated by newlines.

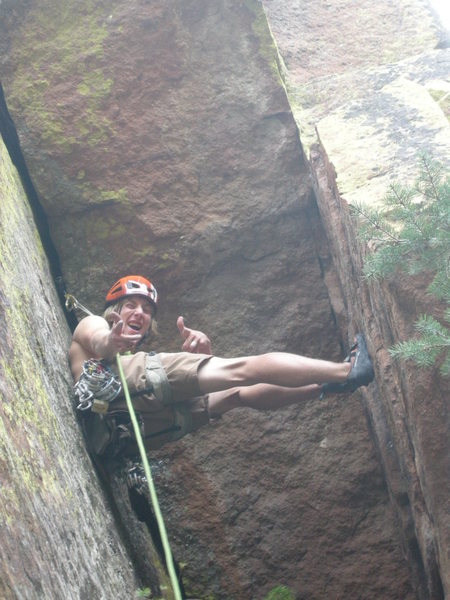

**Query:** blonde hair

left=102, top=300, right=158, bottom=340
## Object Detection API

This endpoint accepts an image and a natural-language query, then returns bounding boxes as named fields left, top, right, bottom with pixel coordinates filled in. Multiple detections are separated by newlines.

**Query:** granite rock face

left=0, top=0, right=445, bottom=598
left=262, top=0, right=450, bottom=597
left=0, top=137, right=170, bottom=599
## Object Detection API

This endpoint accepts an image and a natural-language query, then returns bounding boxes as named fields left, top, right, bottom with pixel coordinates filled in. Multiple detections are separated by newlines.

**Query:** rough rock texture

left=262, top=0, right=450, bottom=597
left=0, top=136, right=170, bottom=599
left=262, top=0, right=446, bottom=151
left=0, top=0, right=440, bottom=598
left=310, top=143, right=449, bottom=600
left=263, top=0, right=441, bottom=83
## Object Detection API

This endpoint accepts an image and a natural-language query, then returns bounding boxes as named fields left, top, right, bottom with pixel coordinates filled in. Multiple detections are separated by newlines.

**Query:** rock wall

left=0, top=136, right=170, bottom=599
left=261, top=0, right=450, bottom=597
left=311, top=140, right=449, bottom=600
left=0, top=0, right=446, bottom=598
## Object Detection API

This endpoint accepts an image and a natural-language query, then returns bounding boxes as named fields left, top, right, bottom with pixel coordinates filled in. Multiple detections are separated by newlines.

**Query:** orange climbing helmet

left=105, top=275, right=158, bottom=311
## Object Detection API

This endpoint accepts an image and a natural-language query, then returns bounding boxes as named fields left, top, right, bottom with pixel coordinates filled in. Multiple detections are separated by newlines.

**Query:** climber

left=69, top=275, right=374, bottom=455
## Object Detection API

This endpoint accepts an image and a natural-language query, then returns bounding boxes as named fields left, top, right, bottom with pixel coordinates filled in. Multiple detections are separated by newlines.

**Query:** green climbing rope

left=64, top=292, right=182, bottom=598
left=115, top=353, right=182, bottom=600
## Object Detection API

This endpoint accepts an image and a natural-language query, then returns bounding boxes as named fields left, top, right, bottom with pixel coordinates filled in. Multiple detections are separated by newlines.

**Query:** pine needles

left=351, top=155, right=450, bottom=377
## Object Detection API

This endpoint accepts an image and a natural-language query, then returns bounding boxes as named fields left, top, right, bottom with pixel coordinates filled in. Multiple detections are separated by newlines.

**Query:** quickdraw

left=66, top=293, right=121, bottom=413
left=74, top=359, right=122, bottom=413
left=65, top=292, right=94, bottom=317
left=127, top=462, right=148, bottom=496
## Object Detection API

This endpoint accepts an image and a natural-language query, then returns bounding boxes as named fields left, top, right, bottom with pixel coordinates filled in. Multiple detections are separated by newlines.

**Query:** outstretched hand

left=106, top=311, right=142, bottom=353
left=177, top=316, right=212, bottom=354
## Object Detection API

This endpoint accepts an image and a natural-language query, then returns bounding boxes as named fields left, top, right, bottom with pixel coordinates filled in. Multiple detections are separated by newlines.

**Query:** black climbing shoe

left=347, top=334, right=374, bottom=389
left=320, top=334, right=374, bottom=399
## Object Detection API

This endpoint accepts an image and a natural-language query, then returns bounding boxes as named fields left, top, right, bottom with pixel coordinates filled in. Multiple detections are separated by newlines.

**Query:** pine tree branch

left=354, top=156, right=450, bottom=377
left=419, top=155, right=442, bottom=202
left=390, top=183, right=427, bottom=238
left=351, top=203, right=403, bottom=244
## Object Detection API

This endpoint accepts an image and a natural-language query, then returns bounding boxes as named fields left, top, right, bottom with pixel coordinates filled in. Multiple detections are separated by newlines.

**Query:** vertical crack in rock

left=1, top=80, right=171, bottom=599
left=0, top=82, right=77, bottom=331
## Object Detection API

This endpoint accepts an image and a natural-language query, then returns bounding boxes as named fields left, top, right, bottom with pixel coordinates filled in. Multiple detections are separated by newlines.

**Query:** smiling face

left=118, top=295, right=154, bottom=338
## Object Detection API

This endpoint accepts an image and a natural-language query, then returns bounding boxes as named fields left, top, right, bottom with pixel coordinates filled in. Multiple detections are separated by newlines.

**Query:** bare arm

left=72, top=314, right=142, bottom=360
left=69, top=313, right=144, bottom=382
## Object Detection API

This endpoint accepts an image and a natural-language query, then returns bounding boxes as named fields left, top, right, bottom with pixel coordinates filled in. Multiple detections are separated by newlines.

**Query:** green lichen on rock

left=0, top=130, right=165, bottom=600
left=264, top=586, right=295, bottom=600
left=42, top=175, right=131, bottom=214
left=182, top=572, right=216, bottom=600
left=428, top=88, right=450, bottom=122
left=84, top=214, right=127, bottom=241
left=98, top=188, right=129, bottom=204
left=6, top=0, right=117, bottom=151
left=77, top=68, right=114, bottom=100
left=0, top=144, right=60, bottom=472
left=244, top=0, right=288, bottom=87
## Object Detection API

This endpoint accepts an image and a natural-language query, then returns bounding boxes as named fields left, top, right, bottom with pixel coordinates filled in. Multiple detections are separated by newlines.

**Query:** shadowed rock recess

left=0, top=0, right=448, bottom=599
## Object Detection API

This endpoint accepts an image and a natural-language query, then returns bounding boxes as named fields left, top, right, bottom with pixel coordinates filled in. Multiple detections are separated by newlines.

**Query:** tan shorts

left=109, top=351, right=213, bottom=450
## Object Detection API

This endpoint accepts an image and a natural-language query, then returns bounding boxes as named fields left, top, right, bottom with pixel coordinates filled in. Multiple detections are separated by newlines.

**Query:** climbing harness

left=74, top=353, right=185, bottom=451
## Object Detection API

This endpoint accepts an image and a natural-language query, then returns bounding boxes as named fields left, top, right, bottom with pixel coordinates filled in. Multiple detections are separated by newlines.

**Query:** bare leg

left=208, top=383, right=322, bottom=416
left=198, top=352, right=351, bottom=395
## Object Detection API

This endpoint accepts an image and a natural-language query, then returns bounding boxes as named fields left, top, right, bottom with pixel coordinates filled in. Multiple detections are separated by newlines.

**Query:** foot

left=347, top=333, right=374, bottom=388
left=320, top=334, right=374, bottom=398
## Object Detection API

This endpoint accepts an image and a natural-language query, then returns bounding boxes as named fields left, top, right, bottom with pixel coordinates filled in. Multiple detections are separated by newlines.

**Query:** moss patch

left=244, top=0, right=287, bottom=88
left=428, top=89, right=450, bottom=122
left=0, top=141, right=63, bottom=511
left=7, top=0, right=118, bottom=152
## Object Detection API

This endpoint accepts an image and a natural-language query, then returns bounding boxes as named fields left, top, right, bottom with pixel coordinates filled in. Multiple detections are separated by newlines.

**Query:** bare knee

left=208, top=388, right=243, bottom=417
left=198, top=356, right=254, bottom=393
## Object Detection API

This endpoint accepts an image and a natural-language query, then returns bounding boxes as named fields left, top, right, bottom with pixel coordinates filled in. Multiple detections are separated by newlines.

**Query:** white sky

left=429, top=0, right=450, bottom=30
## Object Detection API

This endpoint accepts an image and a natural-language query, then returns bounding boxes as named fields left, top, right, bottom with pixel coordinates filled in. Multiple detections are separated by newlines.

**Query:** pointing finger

left=112, top=319, right=124, bottom=334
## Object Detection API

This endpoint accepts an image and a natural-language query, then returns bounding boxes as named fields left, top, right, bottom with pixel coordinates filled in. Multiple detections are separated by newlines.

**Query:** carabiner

left=64, top=293, right=94, bottom=316
left=65, top=293, right=76, bottom=311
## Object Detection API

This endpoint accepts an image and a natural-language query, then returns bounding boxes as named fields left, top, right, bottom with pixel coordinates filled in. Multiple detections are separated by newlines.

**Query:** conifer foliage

left=351, top=156, right=450, bottom=376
